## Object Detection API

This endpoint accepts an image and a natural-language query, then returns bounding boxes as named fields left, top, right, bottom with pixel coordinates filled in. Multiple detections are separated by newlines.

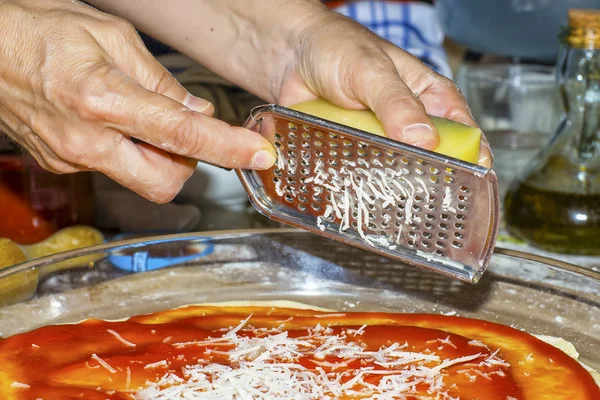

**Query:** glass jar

left=504, top=9, right=600, bottom=255
left=0, top=149, right=95, bottom=245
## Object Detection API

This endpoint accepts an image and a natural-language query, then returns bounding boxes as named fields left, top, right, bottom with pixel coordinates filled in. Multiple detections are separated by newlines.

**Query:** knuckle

left=153, top=69, right=178, bottom=95
left=166, top=115, right=207, bottom=156
left=110, top=18, right=138, bottom=39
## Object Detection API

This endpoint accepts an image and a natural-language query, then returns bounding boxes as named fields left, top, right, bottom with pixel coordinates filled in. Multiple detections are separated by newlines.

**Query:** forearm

left=87, top=0, right=326, bottom=102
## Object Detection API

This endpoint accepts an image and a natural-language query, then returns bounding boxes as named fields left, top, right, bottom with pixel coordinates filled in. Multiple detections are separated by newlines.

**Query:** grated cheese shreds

left=135, top=316, right=509, bottom=399
left=299, top=158, right=436, bottom=251
left=107, top=329, right=136, bottom=348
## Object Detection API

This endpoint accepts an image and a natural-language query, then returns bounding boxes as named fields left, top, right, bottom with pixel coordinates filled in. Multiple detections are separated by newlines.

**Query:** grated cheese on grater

left=135, top=316, right=508, bottom=399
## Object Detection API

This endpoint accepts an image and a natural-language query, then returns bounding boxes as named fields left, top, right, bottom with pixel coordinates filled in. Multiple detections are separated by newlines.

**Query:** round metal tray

left=0, top=229, right=598, bottom=371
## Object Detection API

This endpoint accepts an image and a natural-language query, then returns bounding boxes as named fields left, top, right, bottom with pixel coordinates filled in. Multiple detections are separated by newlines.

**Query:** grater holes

left=312, top=195, right=323, bottom=203
left=369, top=213, right=376, bottom=221
left=302, top=141, right=310, bottom=148
left=275, top=133, right=283, bottom=141
left=435, top=249, right=445, bottom=257
left=352, top=221, right=358, bottom=228
left=444, top=176, right=454, bottom=184
left=401, top=157, right=410, bottom=164
left=300, top=168, right=310, bottom=176
left=288, top=122, right=297, bottom=131
left=274, top=141, right=282, bottom=148
left=457, top=204, right=467, bottom=211
left=299, top=195, right=308, bottom=203
left=302, top=125, right=310, bottom=131
left=441, top=214, right=450, bottom=221
left=455, top=222, right=465, bottom=230
left=429, top=176, right=439, bottom=184
left=425, top=213, right=435, bottom=221
left=313, top=186, right=322, bottom=195
left=407, top=240, right=416, bottom=248
left=458, top=195, right=468, bottom=202
left=437, top=232, right=448, bottom=240
left=316, top=150, right=324, bottom=158
left=286, top=176, right=296, bottom=184
left=311, top=203, right=322, bottom=212
left=343, top=149, right=352, bottom=157
left=315, top=131, right=324, bottom=138
left=460, top=185, right=469, bottom=192
left=439, top=223, right=448, bottom=230
left=315, top=140, right=324, bottom=147
left=274, top=169, right=282, bottom=177
left=358, top=148, right=367, bottom=157
left=414, top=195, right=423, bottom=203
left=452, top=241, right=463, bottom=249
left=416, top=158, right=425, bottom=165
left=381, top=221, right=389, bottom=229
left=298, top=203, right=307, bottom=212
left=369, top=222, right=377, bottom=230
left=372, top=149, right=382, bottom=157
left=435, top=241, right=446, bottom=249
left=424, top=222, right=433, bottom=230
left=445, top=167, right=455, bottom=174
left=329, top=133, right=339, bottom=140
left=430, top=166, right=440, bottom=174
left=358, top=141, right=369, bottom=148
left=329, top=141, right=339, bottom=148
left=385, top=158, right=395, bottom=166
left=284, top=194, right=294, bottom=203
left=302, top=132, right=310, bottom=140
left=423, top=231, right=432, bottom=239
left=289, top=131, right=297, bottom=139
left=421, top=240, right=431, bottom=249
left=456, top=214, right=465, bottom=220
left=300, top=185, right=308, bottom=194
left=288, top=141, right=297, bottom=150
left=415, top=167, right=425, bottom=175
left=343, top=139, right=353, bottom=147
left=412, top=204, right=421, bottom=213
left=288, top=150, right=296, bottom=158
left=368, top=204, right=376, bottom=211
left=454, top=232, right=463, bottom=239
left=329, top=159, right=339, bottom=167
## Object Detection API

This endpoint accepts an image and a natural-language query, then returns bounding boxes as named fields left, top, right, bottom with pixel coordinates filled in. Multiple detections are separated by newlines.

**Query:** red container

left=0, top=155, right=95, bottom=245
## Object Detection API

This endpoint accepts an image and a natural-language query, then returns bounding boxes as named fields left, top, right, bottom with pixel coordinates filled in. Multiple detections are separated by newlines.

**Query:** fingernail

left=402, top=123, right=437, bottom=148
left=250, top=149, right=276, bottom=170
left=184, top=94, right=212, bottom=114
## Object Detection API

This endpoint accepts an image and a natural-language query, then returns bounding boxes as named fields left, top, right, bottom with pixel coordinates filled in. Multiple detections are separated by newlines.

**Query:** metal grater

left=236, top=104, right=500, bottom=284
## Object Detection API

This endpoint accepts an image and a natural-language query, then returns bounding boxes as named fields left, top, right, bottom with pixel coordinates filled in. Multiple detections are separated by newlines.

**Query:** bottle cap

left=567, top=9, right=600, bottom=49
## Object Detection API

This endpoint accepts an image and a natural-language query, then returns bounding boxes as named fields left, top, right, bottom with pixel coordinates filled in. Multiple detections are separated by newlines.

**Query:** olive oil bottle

left=505, top=9, right=600, bottom=255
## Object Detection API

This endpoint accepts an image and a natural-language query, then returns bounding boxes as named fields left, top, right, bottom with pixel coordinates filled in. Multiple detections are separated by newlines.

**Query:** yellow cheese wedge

left=289, top=99, right=481, bottom=164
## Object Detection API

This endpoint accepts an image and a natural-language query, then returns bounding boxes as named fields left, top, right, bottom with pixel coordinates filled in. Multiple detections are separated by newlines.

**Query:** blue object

left=107, top=234, right=215, bottom=272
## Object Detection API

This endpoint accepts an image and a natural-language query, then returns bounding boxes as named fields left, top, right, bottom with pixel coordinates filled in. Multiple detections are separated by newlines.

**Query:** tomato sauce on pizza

left=0, top=305, right=598, bottom=399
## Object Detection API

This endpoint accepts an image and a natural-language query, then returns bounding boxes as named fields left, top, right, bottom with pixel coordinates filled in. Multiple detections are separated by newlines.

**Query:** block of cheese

left=290, top=98, right=481, bottom=164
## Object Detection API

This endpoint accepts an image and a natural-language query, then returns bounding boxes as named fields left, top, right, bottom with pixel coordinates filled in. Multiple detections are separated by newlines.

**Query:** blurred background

left=1, top=0, right=599, bottom=267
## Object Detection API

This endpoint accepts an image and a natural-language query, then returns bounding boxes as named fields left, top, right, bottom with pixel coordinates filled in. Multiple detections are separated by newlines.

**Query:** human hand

left=274, top=4, right=492, bottom=167
left=0, top=0, right=275, bottom=203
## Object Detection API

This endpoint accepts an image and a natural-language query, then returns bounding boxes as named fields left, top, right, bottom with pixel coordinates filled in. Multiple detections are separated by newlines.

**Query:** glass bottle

left=504, top=9, right=600, bottom=255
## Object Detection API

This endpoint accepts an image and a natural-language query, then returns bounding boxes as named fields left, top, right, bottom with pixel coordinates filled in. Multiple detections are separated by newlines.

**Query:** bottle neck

left=557, top=42, right=600, bottom=161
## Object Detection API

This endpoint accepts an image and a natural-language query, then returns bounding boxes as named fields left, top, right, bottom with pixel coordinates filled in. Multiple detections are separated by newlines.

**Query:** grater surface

left=236, top=104, right=500, bottom=283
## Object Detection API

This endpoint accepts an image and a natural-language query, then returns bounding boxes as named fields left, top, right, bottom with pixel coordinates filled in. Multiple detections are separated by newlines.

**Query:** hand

left=274, top=5, right=492, bottom=167
left=0, top=0, right=276, bottom=203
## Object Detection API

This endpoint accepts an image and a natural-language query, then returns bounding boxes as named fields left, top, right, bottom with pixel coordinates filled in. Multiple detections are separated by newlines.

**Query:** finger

left=82, top=67, right=276, bottom=170
left=94, top=131, right=198, bottom=203
left=91, top=19, right=215, bottom=116
left=348, top=54, right=439, bottom=150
